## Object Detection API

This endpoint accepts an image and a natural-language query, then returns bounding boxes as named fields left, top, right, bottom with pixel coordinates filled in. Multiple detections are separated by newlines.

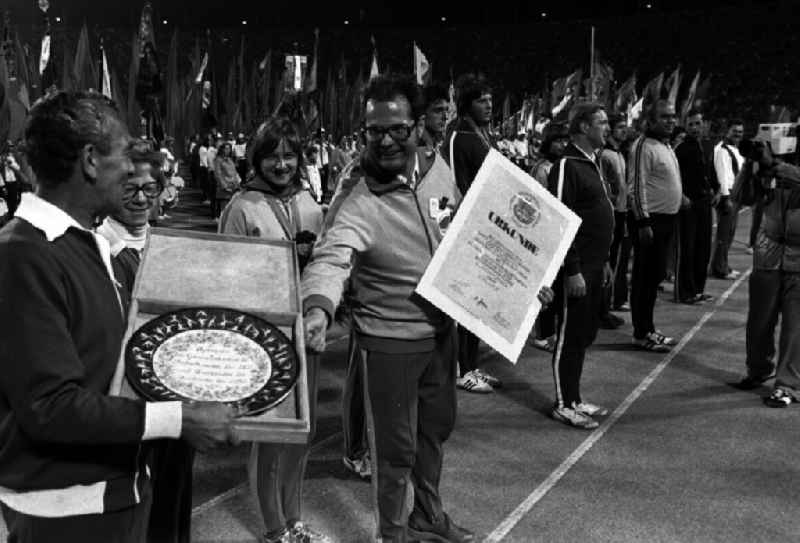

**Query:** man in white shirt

left=711, top=119, right=745, bottom=279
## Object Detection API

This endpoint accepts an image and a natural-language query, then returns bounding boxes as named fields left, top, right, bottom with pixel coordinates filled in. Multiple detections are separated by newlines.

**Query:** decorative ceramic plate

left=126, top=308, right=298, bottom=416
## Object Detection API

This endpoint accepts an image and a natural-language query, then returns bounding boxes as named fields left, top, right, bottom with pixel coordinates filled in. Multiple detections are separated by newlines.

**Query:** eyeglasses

left=122, top=182, right=161, bottom=200
left=363, top=124, right=414, bottom=142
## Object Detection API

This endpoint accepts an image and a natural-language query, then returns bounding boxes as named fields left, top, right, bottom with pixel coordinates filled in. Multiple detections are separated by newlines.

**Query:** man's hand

left=565, top=273, right=586, bottom=298
left=711, top=192, right=721, bottom=207
left=718, top=195, right=733, bottom=215
left=181, top=403, right=237, bottom=452
left=537, top=286, right=554, bottom=307
left=638, top=225, right=654, bottom=246
left=603, top=262, right=614, bottom=287
left=304, top=307, right=328, bottom=353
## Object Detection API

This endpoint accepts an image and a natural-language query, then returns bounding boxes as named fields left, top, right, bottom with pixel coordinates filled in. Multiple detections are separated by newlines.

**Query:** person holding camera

left=218, top=117, right=327, bottom=543
left=732, top=141, right=800, bottom=408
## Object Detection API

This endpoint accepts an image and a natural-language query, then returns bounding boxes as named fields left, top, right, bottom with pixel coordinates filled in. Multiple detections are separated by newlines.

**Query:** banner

left=413, top=42, right=430, bottom=85
left=416, top=150, right=580, bottom=363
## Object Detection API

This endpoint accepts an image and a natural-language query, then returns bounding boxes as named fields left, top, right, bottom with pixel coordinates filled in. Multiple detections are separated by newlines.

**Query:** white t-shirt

left=713, top=141, right=745, bottom=195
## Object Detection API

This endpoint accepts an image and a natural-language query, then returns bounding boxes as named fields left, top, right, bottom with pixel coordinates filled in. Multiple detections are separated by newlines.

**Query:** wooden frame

left=120, top=227, right=311, bottom=444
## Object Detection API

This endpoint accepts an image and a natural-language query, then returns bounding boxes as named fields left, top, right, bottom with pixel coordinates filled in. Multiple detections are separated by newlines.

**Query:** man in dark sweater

left=0, top=91, right=235, bottom=543
left=674, top=111, right=717, bottom=304
left=544, top=102, right=615, bottom=429
left=444, top=73, right=501, bottom=393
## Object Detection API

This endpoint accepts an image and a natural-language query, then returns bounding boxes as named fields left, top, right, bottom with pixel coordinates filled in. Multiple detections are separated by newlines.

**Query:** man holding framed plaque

left=0, top=91, right=236, bottom=543
left=544, top=102, right=615, bottom=430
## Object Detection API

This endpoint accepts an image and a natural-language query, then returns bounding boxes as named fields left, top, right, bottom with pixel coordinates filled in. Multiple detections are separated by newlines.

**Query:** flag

left=693, top=74, right=711, bottom=108
left=164, top=30, right=179, bottom=137
left=679, top=69, right=700, bottom=124
left=126, top=30, right=140, bottom=130
left=413, top=42, right=430, bottom=85
left=134, top=2, right=163, bottom=138
left=100, top=43, right=111, bottom=99
left=194, top=52, right=208, bottom=84
left=258, top=49, right=271, bottom=118
left=447, top=77, right=456, bottom=124
left=592, top=57, right=614, bottom=106
left=614, top=73, right=637, bottom=113
left=629, top=96, right=644, bottom=124
left=12, top=36, right=32, bottom=108
left=551, top=76, right=567, bottom=110
left=642, top=71, right=663, bottom=108
left=665, top=65, right=681, bottom=108
left=0, top=54, right=11, bottom=146
left=552, top=69, right=582, bottom=118
left=73, top=24, right=97, bottom=91
left=369, top=36, right=379, bottom=80
left=306, top=28, right=319, bottom=92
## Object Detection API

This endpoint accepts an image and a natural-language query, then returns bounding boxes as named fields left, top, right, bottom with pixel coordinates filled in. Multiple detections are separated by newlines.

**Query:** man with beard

left=628, top=99, right=684, bottom=352
left=546, top=102, right=614, bottom=429
left=301, top=74, right=473, bottom=543
left=445, top=73, right=502, bottom=393
left=0, top=91, right=235, bottom=542
left=674, top=111, right=716, bottom=304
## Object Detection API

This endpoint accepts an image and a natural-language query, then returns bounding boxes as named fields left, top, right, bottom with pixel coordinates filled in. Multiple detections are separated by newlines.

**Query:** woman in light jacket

left=219, top=117, right=327, bottom=543
left=212, top=141, right=241, bottom=218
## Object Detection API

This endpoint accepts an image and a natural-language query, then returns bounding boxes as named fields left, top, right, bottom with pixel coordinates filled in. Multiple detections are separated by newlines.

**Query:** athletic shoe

left=263, top=529, right=292, bottom=543
left=286, top=522, right=332, bottom=543
left=343, top=454, right=372, bottom=480
left=529, top=335, right=556, bottom=352
left=680, top=294, right=705, bottom=305
left=632, top=334, right=671, bottom=353
left=551, top=405, right=599, bottom=429
left=612, top=302, right=631, bottom=312
left=652, top=331, right=676, bottom=346
left=473, top=368, right=502, bottom=388
left=574, top=401, right=609, bottom=417
left=407, top=512, right=475, bottom=543
left=456, top=370, right=493, bottom=393
left=699, top=293, right=715, bottom=302
left=731, top=373, right=775, bottom=390
left=763, top=388, right=797, bottom=408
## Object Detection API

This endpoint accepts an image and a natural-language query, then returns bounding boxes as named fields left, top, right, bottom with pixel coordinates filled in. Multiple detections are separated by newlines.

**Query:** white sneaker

left=574, top=401, right=609, bottom=417
left=456, top=370, right=493, bottom=393
left=473, top=368, right=502, bottom=388
left=652, top=330, right=676, bottom=346
left=551, top=405, right=599, bottom=429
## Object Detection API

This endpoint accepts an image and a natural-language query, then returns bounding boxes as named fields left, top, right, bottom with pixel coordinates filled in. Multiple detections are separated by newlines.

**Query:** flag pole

left=589, top=26, right=595, bottom=101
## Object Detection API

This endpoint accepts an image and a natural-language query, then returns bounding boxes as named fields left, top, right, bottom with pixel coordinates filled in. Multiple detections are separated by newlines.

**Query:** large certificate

left=416, top=149, right=580, bottom=363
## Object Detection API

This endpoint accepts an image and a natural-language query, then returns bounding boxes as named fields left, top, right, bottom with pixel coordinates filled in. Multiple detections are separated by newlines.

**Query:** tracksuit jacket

left=301, top=149, right=461, bottom=352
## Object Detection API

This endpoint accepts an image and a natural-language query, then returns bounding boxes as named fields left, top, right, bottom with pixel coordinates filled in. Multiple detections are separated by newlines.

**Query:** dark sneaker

left=763, top=388, right=797, bottom=408
left=407, top=513, right=474, bottom=543
left=731, top=373, right=775, bottom=391
left=599, top=313, right=625, bottom=329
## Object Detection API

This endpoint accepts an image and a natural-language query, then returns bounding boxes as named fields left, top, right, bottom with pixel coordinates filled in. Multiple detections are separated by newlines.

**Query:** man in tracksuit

left=544, top=102, right=615, bottom=430
left=627, top=99, right=684, bottom=352
left=301, top=74, right=472, bottom=543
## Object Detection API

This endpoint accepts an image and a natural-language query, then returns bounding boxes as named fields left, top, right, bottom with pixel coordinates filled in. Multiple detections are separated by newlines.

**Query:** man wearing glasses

left=301, top=74, right=472, bottom=542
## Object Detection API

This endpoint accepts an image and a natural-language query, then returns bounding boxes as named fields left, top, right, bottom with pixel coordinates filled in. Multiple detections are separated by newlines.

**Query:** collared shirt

left=713, top=141, right=745, bottom=195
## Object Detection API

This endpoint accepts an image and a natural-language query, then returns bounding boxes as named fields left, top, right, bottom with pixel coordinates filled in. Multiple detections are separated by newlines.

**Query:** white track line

left=483, top=269, right=751, bottom=543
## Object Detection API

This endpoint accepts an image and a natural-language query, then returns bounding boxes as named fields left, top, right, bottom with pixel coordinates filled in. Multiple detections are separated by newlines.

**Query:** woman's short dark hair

left=129, top=139, right=166, bottom=189
left=455, top=74, right=492, bottom=116
left=24, top=91, right=121, bottom=185
left=250, top=116, right=305, bottom=172
left=362, top=73, right=424, bottom=122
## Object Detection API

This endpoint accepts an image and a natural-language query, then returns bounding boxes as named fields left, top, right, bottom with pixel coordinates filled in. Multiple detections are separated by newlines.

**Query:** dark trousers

left=4, top=182, right=20, bottom=216
left=675, top=199, right=712, bottom=300
left=342, top=331, right=368, bottom=461
left=147, top=441, right=195, bottom=543
left=359, top=329, right=457, bottom=542
left=457, top=326, right=480, bottom=376
left=711, top=199, right=739, bottom=277
left=749, top=200, right=765, bottom=248
left=746, top=270, right=800, bottom=396
left=551, top=268, right=604, bottom=407
left=609, top=211, right=632, bottom=308
left=1, top=484, right=152, bottom=543
left=250, top=353, right=319, bottom=533
left=630, top=213, right=677, bottom=339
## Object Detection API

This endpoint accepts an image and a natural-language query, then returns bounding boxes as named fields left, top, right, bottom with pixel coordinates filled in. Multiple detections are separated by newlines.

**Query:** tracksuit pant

left=457, top=326, right=480, bottom=376
left=342, top=332, right=368, bottom=462
left=675, top=198, right=712, bottom=301
left=250, top=353, right=320, bottom=534
left=551, top=267, right=604, bottom=408
left=711, top=199, right=739, bottom=277
left=630, top=213, right=677, bottom=340
left=356, top=328, right=457, bottom=542
left=746, top=270, right=800, bottom=398
left=609, top=211, right=632, bottom=309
